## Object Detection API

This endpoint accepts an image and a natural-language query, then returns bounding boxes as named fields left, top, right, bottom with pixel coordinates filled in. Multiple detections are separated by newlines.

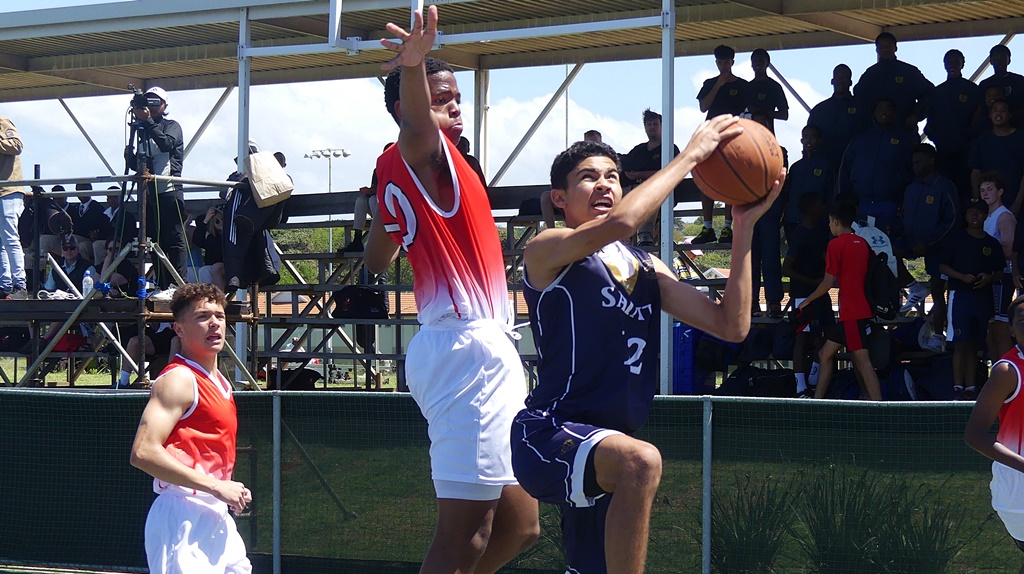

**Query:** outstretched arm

left=381, top=7, right=442, bottom=174
left=524, top=116, right=745, bottom=289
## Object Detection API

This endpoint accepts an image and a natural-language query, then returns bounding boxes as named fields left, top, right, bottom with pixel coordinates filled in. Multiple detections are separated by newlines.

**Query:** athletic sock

left=723, top=220, right=733, bottom=229
left=703, top=221, right=713, bottom=229
left=808, top=362, right=820, bottom=387
left=118, top=370, right=130, bottom=387
left=795, top=372, right=808, bottom=393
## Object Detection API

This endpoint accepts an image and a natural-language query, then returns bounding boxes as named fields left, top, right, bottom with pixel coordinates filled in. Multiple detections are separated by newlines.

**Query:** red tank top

left=154, top=355, right=237, bottom=495
left=995, top=346, right=1024, bottom=456
left=375, top=135, right=510, bottom=326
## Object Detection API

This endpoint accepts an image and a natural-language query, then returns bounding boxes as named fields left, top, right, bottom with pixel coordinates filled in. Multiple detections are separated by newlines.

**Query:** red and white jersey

left=996, top=346, right=1024, bottom=456
left=375, top=134, right=510, bottom=326
left=153, top=355, right=237, bottom=497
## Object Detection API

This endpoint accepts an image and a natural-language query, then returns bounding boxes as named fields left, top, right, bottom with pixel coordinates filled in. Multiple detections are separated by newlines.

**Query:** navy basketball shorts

left=511, top=409, right=621, bottom=507
left=946, top=290, right=991, bottom=344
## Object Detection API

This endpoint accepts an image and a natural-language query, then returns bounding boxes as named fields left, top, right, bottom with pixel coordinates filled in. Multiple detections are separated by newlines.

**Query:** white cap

left=144, top=86, right=168, bottom=103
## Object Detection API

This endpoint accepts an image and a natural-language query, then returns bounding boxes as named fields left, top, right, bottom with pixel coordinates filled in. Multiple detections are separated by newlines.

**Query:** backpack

left=864, top=250, right=900, bottom=321
left=330, top=285, right=389, bottom=319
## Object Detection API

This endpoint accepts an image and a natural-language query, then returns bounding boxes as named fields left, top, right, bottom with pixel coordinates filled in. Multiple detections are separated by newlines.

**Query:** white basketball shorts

left=145, top=492, right=251, bottom=574
left=406, top=318, right=527, bottom=500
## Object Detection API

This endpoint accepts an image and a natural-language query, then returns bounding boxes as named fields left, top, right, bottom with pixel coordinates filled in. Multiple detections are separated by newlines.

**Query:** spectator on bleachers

left=980, top=171, right=1016, bottom=361
left=23, top=185, right=70, bottom=265
left=895, top=143, right=959, bottom=324
left=750, top=110, right=787, bottom=317
left=854, top=32, right=934, bottom=132
left=968, top=84, right=1006, bottom=142
left=783, top=193, right=832, bottom=398
left=191, top=205, right=225, bottom=291
left=69, top=182, right=111, bottom=264
left=695, top=45, right=748, bottom=244
left=925, top=49, right=982, bottom=202
left=809, top=64, right=871, bottom=172
left=103, top=185, right=137, bottom=249
left=745, top=48, right=789, bottom=135
left=837, top=97, right=916, bottom=234
left=782, top=124, right=834, bottom=241
left=977, top=44, right=1024, bottom=126
left=621, top=109, right=680, bottom=246
left=969, top=99, right=1024, bottom=214
left=457, top=136, right=487, bottom=187
left=16, top=235, right=98, bottom=355
left=940, top=199, right=1003, bottom=400
left=798, top=199, right=881, bottom=400
left=116, top=322, right=178, bottom=389
left=0, top=113, right=26, bottom=300
left=99, top=237, right=138, bottom=298
left=341, top=144, right=389, bottom=255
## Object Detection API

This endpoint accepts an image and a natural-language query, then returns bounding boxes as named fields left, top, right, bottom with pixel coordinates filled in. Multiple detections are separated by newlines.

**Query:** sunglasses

left=62, top=245, right=77, bottom=251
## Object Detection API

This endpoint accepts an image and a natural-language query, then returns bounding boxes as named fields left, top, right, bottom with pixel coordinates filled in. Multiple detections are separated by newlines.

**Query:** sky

left=2, top=1, right=1020, bottom=209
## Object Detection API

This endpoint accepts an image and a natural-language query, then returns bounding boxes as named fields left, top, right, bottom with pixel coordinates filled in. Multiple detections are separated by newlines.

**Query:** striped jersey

left=524, top=242, right=661, bottom=434
left=153, top=355, right=237, bottom=497
left=375, top=135, right=510, bottom=326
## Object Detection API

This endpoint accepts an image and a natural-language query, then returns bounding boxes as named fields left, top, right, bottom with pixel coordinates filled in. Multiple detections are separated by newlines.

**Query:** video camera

left=130, top=87, right=162, bottom=109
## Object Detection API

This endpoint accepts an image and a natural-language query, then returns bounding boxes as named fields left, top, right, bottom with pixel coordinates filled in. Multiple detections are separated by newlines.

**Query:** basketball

left=692, top=117, right=784, bottom=206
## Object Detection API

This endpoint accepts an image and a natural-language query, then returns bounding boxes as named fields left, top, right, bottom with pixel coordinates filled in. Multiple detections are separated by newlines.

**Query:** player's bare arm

left=798, top=272, right=835, bottom=310
left=966, top=362, right=1024, bottom=474
left=364, top=216, right=400, bottom=274
left=525, top=116, right=743, bottom=290
left=130, top=368, right=251, bottom=512
left=381, top=7, right=443, bottom=175
left=652, top=257, right=747, bottom=342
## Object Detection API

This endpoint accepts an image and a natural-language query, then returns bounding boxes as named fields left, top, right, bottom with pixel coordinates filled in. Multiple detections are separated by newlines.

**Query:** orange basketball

left=692, top=118, right=784, bottom=206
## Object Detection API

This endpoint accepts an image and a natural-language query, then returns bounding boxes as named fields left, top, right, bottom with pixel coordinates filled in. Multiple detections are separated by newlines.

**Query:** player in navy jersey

left=512, top=117, right=784, bottom=573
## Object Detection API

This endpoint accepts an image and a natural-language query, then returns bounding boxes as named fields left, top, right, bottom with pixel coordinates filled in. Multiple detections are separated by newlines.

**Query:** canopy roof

left=0, top=0, right=1019, bottom=103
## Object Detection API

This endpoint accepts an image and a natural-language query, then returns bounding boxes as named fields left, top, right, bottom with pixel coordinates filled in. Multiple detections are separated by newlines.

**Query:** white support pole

left=474, top=69, right=489, bottom=179
left=489, top=63, right=584, bottom=187
left=236, top=7, right=252, bottom=397
left=328, top=0, right=343, bottom=47
left=184, top=85, right=235, bottom=160
left=659, top=0, right=675, bottom=397
left=58, top=98, right=116, bottom=176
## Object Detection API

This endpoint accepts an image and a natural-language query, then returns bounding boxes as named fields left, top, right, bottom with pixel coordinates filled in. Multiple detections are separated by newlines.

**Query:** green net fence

left=0, top=390, right=1014, bottom=573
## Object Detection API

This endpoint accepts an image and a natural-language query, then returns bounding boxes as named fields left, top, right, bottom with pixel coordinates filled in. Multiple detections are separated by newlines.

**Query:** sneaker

left=338, top=241, right=364, bottom=255
left=953, top=385, right=965, bottom=400
left=692, top=227, right=717, bottom=244
left=150, top=287, right=176, bottom=301
left=900, top=286, right=929, bottom=315
left=963, top=386, right=978, bottom=401
left=718, top=227, right=733, bottom=244
left=795, top=389, right=815, bottom=399
left=8, top=288, right=27, bottom=300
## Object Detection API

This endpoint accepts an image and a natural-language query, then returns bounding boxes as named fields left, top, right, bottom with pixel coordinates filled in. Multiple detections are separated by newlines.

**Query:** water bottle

left=82, top=269, right=94, bottom=298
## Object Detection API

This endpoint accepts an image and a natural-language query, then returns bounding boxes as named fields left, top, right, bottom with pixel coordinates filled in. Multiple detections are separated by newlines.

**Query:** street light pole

left=303, top=148, right=351, bottom=253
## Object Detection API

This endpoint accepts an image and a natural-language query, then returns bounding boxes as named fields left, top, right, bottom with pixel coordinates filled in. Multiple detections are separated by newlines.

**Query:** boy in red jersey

left=130, top=284, right=251, bottom=573
left=798, top=199, right=882, bottom=400
left=363, top=7, right=539, bottom=574
left=967, top=295, right=1024, bottom=574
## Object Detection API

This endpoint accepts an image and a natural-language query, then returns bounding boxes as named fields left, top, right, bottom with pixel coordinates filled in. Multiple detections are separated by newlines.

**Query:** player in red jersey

left=363, top=7, right=539, bottom=574
left=130, top=284, right=251, bottom=573
left=967, top=294, right=1024, bottom=574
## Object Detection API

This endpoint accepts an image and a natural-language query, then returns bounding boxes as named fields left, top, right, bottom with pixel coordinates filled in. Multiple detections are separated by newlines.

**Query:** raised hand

left=684, top=115, right=742, bottom=166
left=732, top=168, right=787, bottom=229
left=381, top=6, right=438, bottom=71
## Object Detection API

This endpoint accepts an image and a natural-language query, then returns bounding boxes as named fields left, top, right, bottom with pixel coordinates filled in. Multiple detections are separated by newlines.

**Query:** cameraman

left=123, top=86, right=186, bottom=288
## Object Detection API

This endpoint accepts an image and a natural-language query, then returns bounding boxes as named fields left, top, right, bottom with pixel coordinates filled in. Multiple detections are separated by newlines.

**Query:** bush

left=708, top=474, right=796, bottom=574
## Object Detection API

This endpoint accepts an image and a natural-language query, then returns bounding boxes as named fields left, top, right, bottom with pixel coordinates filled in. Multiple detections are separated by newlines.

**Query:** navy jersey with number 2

left=522, top=241, right=662, bottom=433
